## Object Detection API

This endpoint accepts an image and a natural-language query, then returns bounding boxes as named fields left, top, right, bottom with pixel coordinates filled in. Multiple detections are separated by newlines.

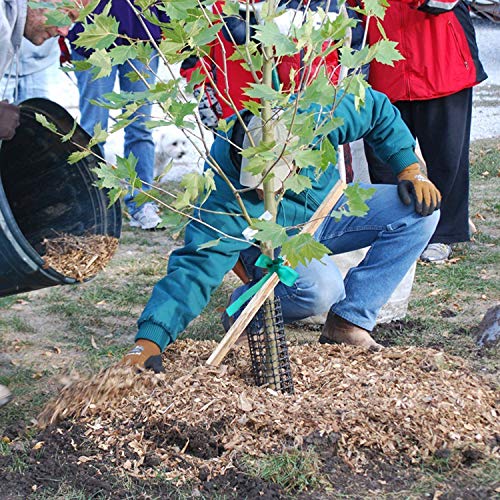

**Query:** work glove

left=121, top=339, right=165, bottom=373
left=194, top=85, right=222, bottom=131
left=0, top=101, right=20, bottom=141
left=397, top=163, right=441, bottom=216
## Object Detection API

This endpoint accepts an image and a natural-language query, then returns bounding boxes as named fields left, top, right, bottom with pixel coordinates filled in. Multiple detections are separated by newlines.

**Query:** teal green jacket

left=136, top=88, right=418, bottom=351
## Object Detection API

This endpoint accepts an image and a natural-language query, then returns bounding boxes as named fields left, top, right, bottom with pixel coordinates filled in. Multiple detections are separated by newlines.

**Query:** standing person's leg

left=413, top=89, right=472, bottom=247
left=71, top=51, right=116, bottom=138
left=118, top=53, right=160, bottom=226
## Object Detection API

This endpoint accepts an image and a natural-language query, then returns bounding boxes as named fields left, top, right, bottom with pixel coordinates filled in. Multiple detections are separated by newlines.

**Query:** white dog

left=153, top=125, right=202, bottom=183
left=103, top=124, right=209, bottom=184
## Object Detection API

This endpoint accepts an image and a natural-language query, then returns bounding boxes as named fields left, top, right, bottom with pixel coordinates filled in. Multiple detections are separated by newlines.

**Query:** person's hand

left=194, top=85, right=223, bottom=130
left=397, top=163, right=441, bottom=216
left=121, top=339, right=164, bottom=373
left=0, top=101, right=20, bottom=141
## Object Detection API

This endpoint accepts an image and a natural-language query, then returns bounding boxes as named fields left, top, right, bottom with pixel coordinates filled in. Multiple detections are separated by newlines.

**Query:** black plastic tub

left=0, top=98, right=121, bottom=297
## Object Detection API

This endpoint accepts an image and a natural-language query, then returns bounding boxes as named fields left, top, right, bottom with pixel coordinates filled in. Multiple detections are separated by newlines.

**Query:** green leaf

left=372, top=39, right=404, bottom=67
left=163, top=0, right=200, bottom=20
left=339, top=45, right=370, bottom=69
left=284, top=174, right=312, bottom=195
left=244, top=84, right=282, bottom=102
left=222, top=0, right=240, bottom=16
left=242, top=100, right=262, bottom=117
left=294, top=149, right=322, bottom=169
left=44, top=9, right=72, bottom=28
left=71, top=59, right=93, bottom=72
left=364, top=0, right=389, bottom=19
left=192, top=24, right=221, bottom=46
left=35, top=113, right=57, bottom=134
left=109, top=45, right=138, bottom=65
left=174, top=171, right=214, bottom=209
left=251, top=220, right=289, bottom=249
left=106, top=187, right=126, bottom=206
left=197, top=238, right=221, bottom=251
left=133, top=189, right=159, bottom=207
left=330, top=183, right=376, bottom=220
left=116, top=153, right=139, bottom=178
left=342, top=73, right=370, bottom=110
left=93, top=161, right=124, bottom=190
left=74, top=13, right=120, bottom=50
left=88, top=122, right=109, bottom=148
left=299, top=71, right=336, bottom=107
left=319, top=136, right=338, bottom=173
left=88, top=49, right=112, bottom=79
left=217, top=119, right=232, bottom=134
left=67, top=150, right=91, bottom=164
left=281, top=234, right=330, bottom=268
left=253, top=23, right=297, bottom=57
left=157, top=40, right=187, bottom=64
left=61, top=119, right=78, bottom=143
left=77, top=0, right=100, bottom=21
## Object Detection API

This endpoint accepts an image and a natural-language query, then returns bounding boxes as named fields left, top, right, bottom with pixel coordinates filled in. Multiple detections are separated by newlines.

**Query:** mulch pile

left=41, top=233, right=119, bottom=281
left=38, top=340, right=499, bottom=484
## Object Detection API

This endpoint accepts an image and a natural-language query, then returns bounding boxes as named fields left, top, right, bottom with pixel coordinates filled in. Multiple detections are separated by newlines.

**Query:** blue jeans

left=231, top=184, right=439, bottom=331
left=72, top=51, right=159, bottom=215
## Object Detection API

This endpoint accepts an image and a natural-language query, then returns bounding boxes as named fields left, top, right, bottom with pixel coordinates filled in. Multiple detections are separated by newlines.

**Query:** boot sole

left=318, top=335, right=337, bottom=345
left=318, top=334, right=384, bottom=351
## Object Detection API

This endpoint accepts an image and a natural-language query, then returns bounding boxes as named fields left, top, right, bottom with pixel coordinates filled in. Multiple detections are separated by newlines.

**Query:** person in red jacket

left=180, top=0, right=364, bottom=126
left=361, top=0, right=487, bottom=262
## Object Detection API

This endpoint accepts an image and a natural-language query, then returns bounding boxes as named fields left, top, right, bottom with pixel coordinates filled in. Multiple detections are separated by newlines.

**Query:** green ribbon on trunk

left=226, top=255, right=299, bottom=317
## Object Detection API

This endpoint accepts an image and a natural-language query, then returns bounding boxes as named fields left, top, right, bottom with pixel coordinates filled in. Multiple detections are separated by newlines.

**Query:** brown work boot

left=319, top=312, right=383, bottom=351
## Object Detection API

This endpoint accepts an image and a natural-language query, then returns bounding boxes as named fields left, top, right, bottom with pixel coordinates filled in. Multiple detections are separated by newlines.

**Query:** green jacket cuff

left=136, top=322, right=171, bottom=352
left=387, top=148, right=419, bottom=176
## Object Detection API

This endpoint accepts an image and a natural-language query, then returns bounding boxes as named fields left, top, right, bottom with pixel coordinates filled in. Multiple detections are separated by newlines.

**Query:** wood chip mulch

left=41, top=234, right=119, bottom=281
left=38, top=340, right=499, bottom=483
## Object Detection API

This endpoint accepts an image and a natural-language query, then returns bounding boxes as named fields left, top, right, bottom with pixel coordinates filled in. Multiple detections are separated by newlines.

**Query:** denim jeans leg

left=315, top=183, right=439, bottom=330
left=231, top=247, right=346, bottom=324
left=71, top=50, right=116, bottom=138
left=119, top=54, right=159, bottom=215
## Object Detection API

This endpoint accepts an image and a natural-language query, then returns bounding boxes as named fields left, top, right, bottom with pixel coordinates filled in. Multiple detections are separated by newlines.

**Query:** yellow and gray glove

left=397, top=163, right=441, bottom=216
left=121, top=339, right=164, bottom=373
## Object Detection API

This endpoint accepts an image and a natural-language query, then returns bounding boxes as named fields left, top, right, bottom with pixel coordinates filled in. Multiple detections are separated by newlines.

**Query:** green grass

left=242, top=449, right=324, bottom=493
left=470, top=139, right=500, bottom=180
left=0, top=367, right=53, bottom=430
left=0, top=315, right=36, bottom=334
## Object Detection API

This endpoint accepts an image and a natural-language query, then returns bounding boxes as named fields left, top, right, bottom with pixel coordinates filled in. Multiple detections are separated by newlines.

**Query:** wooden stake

left=206, top=179, right=346, bottom=367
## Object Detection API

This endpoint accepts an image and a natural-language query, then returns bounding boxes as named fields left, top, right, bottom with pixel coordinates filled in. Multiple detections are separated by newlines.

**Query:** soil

left=1, top=420, right=496, bottom=499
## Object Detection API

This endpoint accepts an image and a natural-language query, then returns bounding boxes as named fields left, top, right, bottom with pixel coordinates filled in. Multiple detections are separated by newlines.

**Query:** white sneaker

left=420, top=243, right=452, bottom=263
left=129, top=203, right=162, bottom=230
left=0, top=384, right=12, bottom=408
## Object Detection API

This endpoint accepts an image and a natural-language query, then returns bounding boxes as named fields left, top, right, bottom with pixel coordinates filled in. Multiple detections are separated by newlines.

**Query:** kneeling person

left=122, top=88, right=441, bottom=371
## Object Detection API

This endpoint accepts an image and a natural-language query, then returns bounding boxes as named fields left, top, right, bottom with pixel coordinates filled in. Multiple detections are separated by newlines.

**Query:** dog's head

left=154, top=126, right=189, bottom=161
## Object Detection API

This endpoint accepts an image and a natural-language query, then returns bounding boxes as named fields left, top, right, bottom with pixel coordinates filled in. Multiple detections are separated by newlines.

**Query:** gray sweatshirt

left=0, top=0, right=27, bottom=78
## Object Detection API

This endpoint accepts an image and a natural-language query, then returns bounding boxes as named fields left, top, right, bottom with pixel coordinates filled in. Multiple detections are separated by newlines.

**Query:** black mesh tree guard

left=246, top=295, right=294, bottom=394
